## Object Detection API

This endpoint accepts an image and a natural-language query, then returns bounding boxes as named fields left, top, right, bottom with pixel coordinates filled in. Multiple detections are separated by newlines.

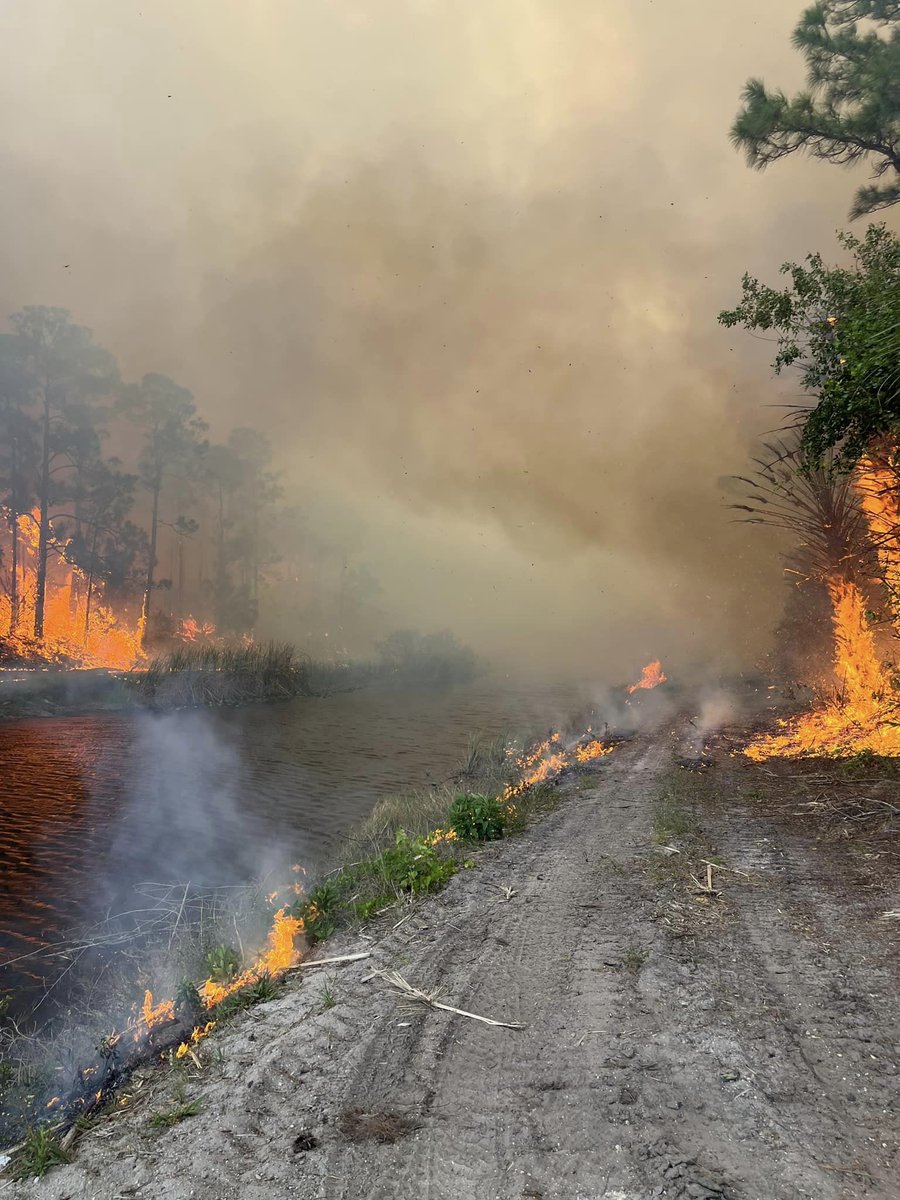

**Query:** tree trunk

left=83, top=521, right=99, bottom=643
left=8, top=436, right=19, bottom=638
left=215, top=482, right=226, bottom=624
left=141, top=475, right=161, bottom=647
left=33, top=386, right=52, bottom=640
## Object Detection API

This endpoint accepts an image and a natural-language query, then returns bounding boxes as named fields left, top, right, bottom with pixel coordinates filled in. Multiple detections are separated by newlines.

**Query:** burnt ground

left=7, top=718, right=899, bottom=1200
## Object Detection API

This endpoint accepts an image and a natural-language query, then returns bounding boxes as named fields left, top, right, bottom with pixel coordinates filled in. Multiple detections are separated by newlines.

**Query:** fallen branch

left=296, top=951, right=371, bottom=970
left=700, top=858, right=749, bottom=878
left=372, top=969, right=525, bottom=1029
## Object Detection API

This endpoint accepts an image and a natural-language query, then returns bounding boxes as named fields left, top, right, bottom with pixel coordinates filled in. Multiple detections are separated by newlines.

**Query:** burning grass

left=0, top=719, right=618, bottom=1172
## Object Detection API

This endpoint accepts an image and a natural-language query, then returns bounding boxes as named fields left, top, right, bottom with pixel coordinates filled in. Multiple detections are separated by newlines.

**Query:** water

left=0, top=676, right=599, bottom=1004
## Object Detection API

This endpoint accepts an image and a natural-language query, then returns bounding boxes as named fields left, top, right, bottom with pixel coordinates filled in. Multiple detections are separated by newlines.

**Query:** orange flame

left=503, top=730, right=614, bottom=800
left=626, top=660, right=667, bottom=694
left=746, top=577, right=900, bottom=760
left=197, top=907, right=303, bottom=1009
left=141, top=990, right=175, bottom=1032
left=1, top=509, right=145, bottom=669
left=178, top=615, right=217, bottom=643
left=857, top=457, right=900, bottom=615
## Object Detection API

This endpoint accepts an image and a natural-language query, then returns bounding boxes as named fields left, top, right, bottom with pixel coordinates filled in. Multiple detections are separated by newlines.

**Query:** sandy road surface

left=11, top=721, right=900, bottom=1200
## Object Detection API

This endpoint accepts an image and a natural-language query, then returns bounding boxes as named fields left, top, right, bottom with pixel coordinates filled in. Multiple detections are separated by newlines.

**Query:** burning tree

left=8, top=307, right=119, bottom=641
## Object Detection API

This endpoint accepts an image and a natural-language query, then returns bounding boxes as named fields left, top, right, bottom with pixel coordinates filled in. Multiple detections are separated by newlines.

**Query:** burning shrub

left=448, top=793, right=506, bottom=842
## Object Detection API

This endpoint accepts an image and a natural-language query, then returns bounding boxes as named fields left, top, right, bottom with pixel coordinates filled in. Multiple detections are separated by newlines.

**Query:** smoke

left=0, top=0, right=876, bottom=676
left=98, top=714, right=291, bottom=896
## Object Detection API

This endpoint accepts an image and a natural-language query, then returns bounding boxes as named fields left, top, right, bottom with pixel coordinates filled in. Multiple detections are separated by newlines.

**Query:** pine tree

left=732, top=1, right=900, bottom=218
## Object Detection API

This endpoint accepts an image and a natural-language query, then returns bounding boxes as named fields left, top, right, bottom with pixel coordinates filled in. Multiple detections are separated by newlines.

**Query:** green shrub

left=370, top=830, right=457, bottom=894
left=294, top=879, right=342, bottom=944
left=449, top=793, right=506, bottom=841
left=205, top=944, right=240, bottom=983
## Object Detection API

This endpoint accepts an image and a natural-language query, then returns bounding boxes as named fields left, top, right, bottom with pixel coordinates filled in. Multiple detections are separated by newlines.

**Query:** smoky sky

left=0, top=1, right=883, bottom=675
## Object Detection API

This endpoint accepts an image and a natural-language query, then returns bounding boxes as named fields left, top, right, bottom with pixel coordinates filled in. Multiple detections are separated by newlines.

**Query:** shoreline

left=0, top=718, right=584, bottom=1157
left=5, top=718, right=899, bottom=1197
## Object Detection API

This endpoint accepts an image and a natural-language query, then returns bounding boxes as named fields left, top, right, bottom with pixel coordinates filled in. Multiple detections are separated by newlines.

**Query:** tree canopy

left=718, top=224, right=900, bottom=470
left=731, top=1, right=900, bottom=219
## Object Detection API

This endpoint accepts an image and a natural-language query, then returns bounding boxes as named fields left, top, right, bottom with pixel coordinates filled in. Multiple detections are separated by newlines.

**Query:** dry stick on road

left=372, top=969, right=526, bottom=1029
left=296, top=951, right=372, bottom=970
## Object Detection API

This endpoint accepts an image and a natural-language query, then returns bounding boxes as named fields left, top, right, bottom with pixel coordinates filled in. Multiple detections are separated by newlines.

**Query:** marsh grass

left=130, top=641, right=312, bottom=707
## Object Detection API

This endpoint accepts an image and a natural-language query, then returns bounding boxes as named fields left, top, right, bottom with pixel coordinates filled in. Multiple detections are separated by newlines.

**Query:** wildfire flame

left=503, top=730, right=615, bottom=801
left=857, top=457, right=900, bottom=617
left=626, top=660, right=667, bottom=694
left=746, top=576, right=900, bottom=760
left=1, top=509, right=145, bottom=669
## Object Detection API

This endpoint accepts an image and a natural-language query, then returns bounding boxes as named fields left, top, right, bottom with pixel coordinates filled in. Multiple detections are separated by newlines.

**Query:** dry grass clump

left=338, top=1107, right=420, bottom=1144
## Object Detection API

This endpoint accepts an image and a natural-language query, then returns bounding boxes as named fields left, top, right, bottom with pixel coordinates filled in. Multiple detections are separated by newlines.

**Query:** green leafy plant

left=13, top=1126, right=71, bottom=1180
left=371, top=830, right=456, bottom=894
left=294, top=878, right=342, bottom=944
left=448, top=793, right=506, bottom=841
left=205, top=944, right=240, bottom=983
left=174, top=978, right=203, bottom=1018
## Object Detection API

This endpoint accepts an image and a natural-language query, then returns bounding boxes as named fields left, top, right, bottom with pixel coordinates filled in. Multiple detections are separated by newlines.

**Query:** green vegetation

left=292, top=738, right=564, bottom=944
left=129, top=641, right=313, bottom=707
left=12, top=1126, right=71, bottom=1180
left=294, top=829, right=458, bottom=944
left=321, top=976, right=338, bottom=1011
left=204, top=944, right=241, bottom=984
left=652, top=797, right=700, bottom=843
left=719, top=226, right=900, bottom=471
left=731, top=1, right=900, bottom=220
left=448, top=793, right=507, bottom=841
left=149, top=1096, right=204, bottom=1130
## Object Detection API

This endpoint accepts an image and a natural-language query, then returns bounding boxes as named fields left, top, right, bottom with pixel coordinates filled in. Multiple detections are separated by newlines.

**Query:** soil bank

left=7, top=719, right=899, bottom=1200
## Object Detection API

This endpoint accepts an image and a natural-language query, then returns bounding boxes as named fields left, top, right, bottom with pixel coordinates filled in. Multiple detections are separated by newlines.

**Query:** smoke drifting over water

left=97, top=714, right=293, bottom=908
left=0, top=1, right=872, bottom=675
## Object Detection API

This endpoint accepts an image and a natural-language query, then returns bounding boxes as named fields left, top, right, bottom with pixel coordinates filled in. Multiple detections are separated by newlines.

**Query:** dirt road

left=13, top=720, right=900, bottom=1200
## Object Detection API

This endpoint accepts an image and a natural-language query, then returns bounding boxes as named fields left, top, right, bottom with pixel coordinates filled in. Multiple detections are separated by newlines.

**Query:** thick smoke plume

left=0, top=0, right=874, bottom=674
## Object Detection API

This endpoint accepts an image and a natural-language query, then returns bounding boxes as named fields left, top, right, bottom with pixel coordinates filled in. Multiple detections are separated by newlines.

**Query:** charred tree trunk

left=83, top=520, right=100, bottom=643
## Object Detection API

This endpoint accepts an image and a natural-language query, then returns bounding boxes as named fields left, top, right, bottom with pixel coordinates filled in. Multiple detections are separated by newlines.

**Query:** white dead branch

left=881, top=910, right=900, bottom=920
left=371, top=969, right=525, bottom=1029
left=296, top=951, right=371, bottom=970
